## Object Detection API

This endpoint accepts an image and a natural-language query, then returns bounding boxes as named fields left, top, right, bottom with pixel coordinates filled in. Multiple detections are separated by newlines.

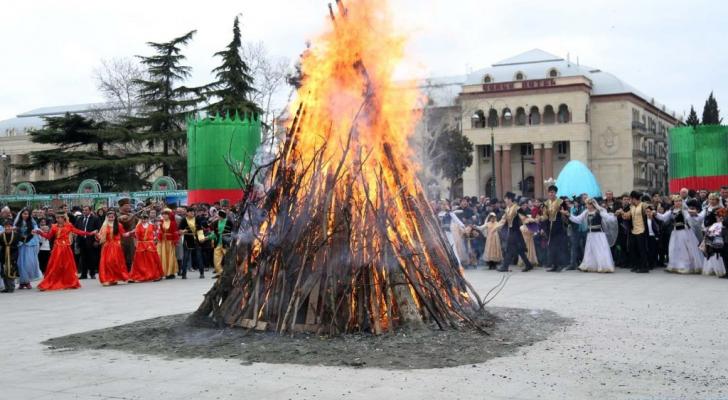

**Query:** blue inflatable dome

left=555, top=160, right=602, bottom=198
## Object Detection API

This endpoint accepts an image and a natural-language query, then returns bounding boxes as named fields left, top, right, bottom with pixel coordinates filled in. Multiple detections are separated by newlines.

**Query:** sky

left=1, top=0, right=726, bottom=121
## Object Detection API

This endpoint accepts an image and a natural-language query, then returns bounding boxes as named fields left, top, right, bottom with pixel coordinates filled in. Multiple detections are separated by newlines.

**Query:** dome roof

left=465, top=49, right=672, bottom=114
left=555, top=160, right=602, bottom=198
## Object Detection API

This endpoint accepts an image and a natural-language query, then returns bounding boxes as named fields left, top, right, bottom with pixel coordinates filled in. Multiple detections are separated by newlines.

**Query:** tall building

left=458, top=49, right=680, bottom=198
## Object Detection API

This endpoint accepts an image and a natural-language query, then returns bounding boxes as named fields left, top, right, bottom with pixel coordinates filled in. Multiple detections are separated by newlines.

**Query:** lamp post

left=0, top=153, right=10, bottom=195
left=473, top=102, right=511, bottom=198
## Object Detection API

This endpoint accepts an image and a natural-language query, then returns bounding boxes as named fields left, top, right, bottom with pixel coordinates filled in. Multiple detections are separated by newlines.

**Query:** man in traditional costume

left=204, top=209, right=234, bottom=278
left=618, top=191, right=650, bottom=273
left=178, top=207, right=204, bottom=279
left=498, top=192, right=534, bottom=272
left=117, top=198, right=137, bottom=271
left=540, top=185, right=570, bottom=272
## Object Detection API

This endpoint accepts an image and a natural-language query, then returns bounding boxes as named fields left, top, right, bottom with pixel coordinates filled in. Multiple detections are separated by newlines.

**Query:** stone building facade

left=458, top=49, right=679, bottom=199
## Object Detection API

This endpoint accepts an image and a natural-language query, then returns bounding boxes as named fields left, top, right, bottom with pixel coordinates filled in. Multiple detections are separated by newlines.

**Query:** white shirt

left=647, top=218, right=656, bottom=237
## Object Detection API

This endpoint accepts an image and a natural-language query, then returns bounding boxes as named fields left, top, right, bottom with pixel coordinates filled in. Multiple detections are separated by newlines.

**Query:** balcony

left=632, top=149, right=647, bottom=159
left=634, top=178, right=649, bottom=187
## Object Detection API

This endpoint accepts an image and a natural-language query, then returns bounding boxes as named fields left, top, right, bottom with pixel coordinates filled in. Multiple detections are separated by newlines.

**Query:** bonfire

left=195, top=0, right=488, bottom=335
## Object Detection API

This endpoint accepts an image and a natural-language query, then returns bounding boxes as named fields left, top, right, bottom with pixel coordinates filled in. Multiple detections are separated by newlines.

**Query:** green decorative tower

left=669, top=125, right=728, bottom=192
left=187, top=113, right=261, bottom=204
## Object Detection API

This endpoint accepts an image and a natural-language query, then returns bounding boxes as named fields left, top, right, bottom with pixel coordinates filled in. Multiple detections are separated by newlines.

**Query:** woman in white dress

left=448, top=210, right=473, bottom=269
left=695, top=194, right=725, bottom=277
left=568, top=198, right=616, bottom=272
left=655, top=195, right=704, bottom=274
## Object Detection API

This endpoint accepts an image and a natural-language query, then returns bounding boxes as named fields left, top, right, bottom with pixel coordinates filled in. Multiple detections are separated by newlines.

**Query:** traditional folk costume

left=499, top=195, right=534, bottom=272
left=129, top=218, right=164, bottom=282
left=205, top=211, right=233, bottom=276
left=695, top=201, right=726, bottom=277
left=519, top=223, right=539, bottom=267
left=449, top=211, right=473, bottom=268
left=474, top=213, right=504, bottom=269
left=0, top=225, right=18, bottom=293
left=656, top=206, right=704, bottom=274
left=568, top=202, right=617, bottom=273
left=97, top=221, right=129, bottom=286
left=38, top=221, right=95, bottom=291
left=157, top=210, right=180, bottom=278
left=117, top=198, right=138, bottom=271
left=541, top=188, right=570, bottom=271
left=179, top=212, right=205, bottom=278
left=15, top=214, right=42, bottom=289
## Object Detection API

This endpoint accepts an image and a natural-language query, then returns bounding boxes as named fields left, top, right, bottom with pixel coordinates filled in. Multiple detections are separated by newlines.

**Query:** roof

left=1, top=102, right=119, bottom=138
left=464, top=49, right=676, bottom=117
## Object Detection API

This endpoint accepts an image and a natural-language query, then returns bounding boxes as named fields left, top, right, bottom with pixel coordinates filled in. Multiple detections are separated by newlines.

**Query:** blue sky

left=1, top=0, right=725, bottom=121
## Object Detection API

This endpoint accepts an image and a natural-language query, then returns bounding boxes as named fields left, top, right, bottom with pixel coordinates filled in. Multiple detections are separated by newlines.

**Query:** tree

left=92, top=57, right=146, bottom=120
left=702, top=92, right=721, bottom=125
left=686, top=106, right=700, bottom=127
left=14, top=113, right=151, bottom=192
left=205, top=16, right=260, bottom=117
left=127, top=30, right=203, bottom=184
left=430, top=127, right=474, bottom=199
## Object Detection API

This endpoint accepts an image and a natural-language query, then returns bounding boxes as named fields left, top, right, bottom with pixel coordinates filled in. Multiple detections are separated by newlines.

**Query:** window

left=548, top=68, right=558, bottom=78
left=483, top=75, right=492, bottom=83
left=632, top=108, right=640, bottom=122
left=515, top=107, right=527, bottom=126
left=515, top=72, right=525, bottom=81
left=557, top=104, right=570, bottom=123
left=585, top=105, right=590, bottom=123
left=502, top=107, right=513, bottom=127
left=557, top=141, right=568, bottom=155
left=471, top=110, right=486, bottom=128
left=487, top=109, right=499, bottom=128
left=520, top=144, right=534, bottom=157
left=529, top=106, right=541, bottom=125
left=542, top=105, right=555, bottom=124
left=481, top=145, right=492, bottom=159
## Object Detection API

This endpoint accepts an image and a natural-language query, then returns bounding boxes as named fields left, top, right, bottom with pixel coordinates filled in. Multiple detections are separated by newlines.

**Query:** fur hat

left=117, top=197, right=131, bottom=207
left=547, top=185, right=558, bottom=193
left=504, top=192, right=516, bottom=201
left=630, top=190, right=642, bottom=200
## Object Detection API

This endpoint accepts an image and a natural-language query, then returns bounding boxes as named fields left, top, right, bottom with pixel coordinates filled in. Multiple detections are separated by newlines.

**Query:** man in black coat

left=75, top=205, right=101, bottom=279
left=644, top=205, right=661, bottom=270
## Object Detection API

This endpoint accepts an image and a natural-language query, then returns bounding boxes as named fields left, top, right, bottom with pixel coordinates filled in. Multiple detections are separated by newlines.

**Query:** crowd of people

left=435, top=185, right=728, bottom=278
left=0, top=198, right=235, bottom=293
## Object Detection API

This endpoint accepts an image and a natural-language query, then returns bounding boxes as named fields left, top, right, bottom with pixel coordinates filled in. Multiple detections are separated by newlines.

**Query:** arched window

left=483, top=74, right=493, bottom=83
left=471, top=110, right=486, bottom=128
left=487, top=109, right=499, bottom=128
left=585, top=105, right=590, bottom=123
left=485, top=177, right=495, bottom=198
left=515, top=107, right=527, bottom=126
left=515, top=71, right=525, bottom=81
left=542, top=105, right=555, bottom=124
left=501, top=107, right=513, bottom=127
left=529, top=106, right=541, bottom=125
left=519, top=176, right=535, bottom=198
left=548, top=68, right=558, bottom=78
left=557, top=104, right=570, bottom=123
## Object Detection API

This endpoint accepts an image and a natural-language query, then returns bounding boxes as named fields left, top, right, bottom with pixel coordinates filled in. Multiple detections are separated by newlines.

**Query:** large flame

left=229, top=0, right=480, bottom=335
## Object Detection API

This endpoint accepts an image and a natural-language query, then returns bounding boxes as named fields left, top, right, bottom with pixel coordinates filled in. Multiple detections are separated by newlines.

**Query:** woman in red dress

left=96, top=210, right=130, bottom=286
left=35, top=212, right=97, bottom=291
left=129, top=212, right=164, bottom=282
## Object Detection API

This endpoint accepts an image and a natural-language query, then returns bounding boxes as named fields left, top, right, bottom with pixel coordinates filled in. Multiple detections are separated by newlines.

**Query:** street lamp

left=473, top=102, right=511, bottom=198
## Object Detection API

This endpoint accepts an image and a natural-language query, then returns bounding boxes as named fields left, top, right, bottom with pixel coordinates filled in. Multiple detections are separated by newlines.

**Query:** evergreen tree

left=204, top=16, right=261, bottom=116
left=686, top=106, right=700, bottom=127
left=14, top=113, right=149, bottom=192
left=430, top=128, right=474, bottom=199
left=702, top=92, right=721, bottom=125
left=127, top=30, right=203, bottom=184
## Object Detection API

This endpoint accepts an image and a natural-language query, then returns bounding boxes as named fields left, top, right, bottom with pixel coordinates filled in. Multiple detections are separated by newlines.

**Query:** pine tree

left=127, top=30, right=204, bottom=185
left=686, top=106, right=700, bottom=127
left=204, top=16, right=261, bottom=116
left=701, top=92, right=721, bottom=125
left=14, top=113, right=149, bottom=192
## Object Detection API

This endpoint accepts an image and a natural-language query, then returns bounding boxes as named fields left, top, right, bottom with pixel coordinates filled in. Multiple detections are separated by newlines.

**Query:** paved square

left=2, top=269, right=726, bottom=399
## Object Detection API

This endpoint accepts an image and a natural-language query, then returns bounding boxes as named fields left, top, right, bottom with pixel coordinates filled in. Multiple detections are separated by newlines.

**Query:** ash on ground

left=44, top=307, right=571, bottom=370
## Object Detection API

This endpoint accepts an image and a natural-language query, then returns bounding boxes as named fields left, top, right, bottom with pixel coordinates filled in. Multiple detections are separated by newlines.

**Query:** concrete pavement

left=1, top=268, right=727, bottom=399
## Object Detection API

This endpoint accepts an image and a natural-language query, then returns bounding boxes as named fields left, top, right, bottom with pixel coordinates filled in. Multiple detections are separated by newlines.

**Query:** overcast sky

left=2, top=0, right=725, bottom=121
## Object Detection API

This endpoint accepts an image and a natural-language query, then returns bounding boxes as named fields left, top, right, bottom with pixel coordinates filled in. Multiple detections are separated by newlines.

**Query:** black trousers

left=646, top=235, right=659, bottom=269
left=628, top=232, right=650, bottom=271
left=79, top=245, right=99, bottom=277
left=501, top=241, right=533, bottom=270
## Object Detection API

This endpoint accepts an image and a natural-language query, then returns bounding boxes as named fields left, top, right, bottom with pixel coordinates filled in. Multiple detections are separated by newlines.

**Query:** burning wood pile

left=195, top=0, right=486, bottom=335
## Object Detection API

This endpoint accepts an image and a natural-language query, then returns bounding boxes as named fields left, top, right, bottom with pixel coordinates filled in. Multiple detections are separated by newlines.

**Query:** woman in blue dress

left=15, top=208, right=42, bottom=289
